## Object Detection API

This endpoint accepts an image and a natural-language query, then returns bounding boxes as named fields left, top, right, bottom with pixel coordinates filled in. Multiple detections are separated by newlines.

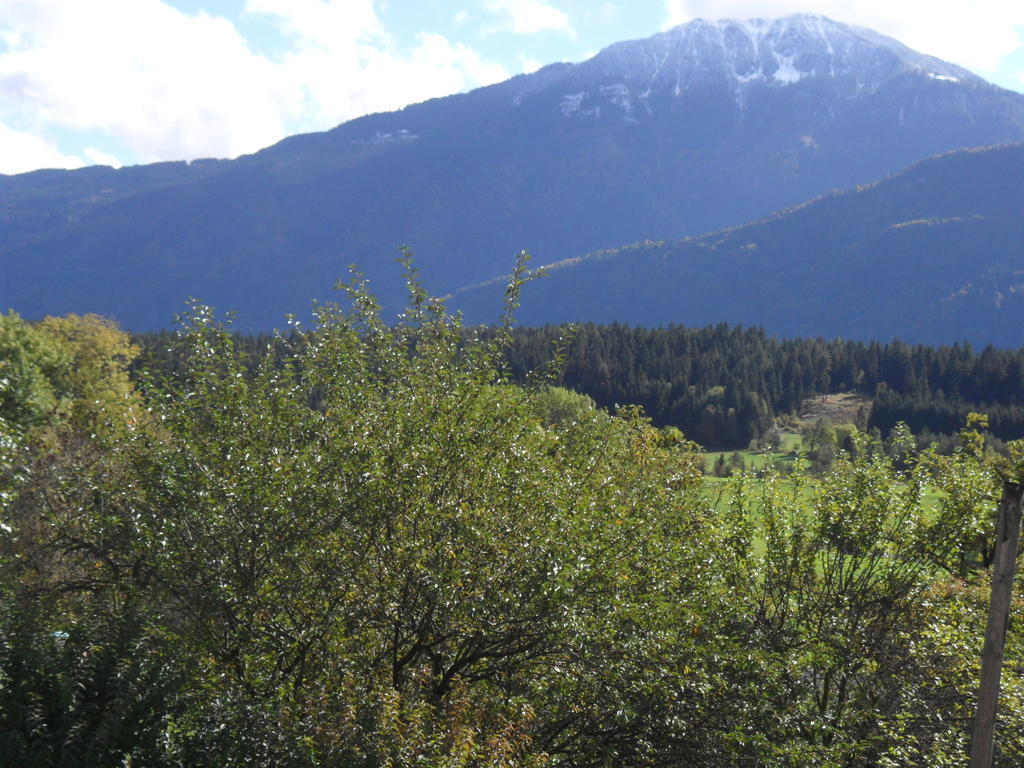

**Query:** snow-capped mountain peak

left=602, top=14, right=975, bottom=87
left=517, top=14, right=983, bottom=116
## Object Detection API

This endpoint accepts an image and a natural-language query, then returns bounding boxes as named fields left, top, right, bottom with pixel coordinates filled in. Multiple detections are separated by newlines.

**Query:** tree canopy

left=1, top=272, right=1023, bottom=766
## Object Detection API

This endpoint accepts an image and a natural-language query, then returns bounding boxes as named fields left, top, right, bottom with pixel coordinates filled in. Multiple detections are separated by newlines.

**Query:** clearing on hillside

left=796, top=392, right=872, bottom=428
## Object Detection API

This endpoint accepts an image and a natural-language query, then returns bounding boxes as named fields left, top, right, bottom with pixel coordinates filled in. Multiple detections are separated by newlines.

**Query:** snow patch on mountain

left=533, top=13, right=986, bottom=121
left=352, top=129, right=419, bottom=146
left=561, top=92, right=584, bottom=116
left=600, top=84, right=634, bottom=119
left=772, top=55, right=804, bottom=84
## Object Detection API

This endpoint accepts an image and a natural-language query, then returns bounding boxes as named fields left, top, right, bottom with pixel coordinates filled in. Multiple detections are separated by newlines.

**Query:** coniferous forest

left=504, top=324, right=1024, bottom=449
left=136, top=322, right=1024, bottom=450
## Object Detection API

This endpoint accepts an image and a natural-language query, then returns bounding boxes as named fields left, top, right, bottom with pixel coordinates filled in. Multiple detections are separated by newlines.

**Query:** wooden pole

left=970, top=480, right=1023, bottom=768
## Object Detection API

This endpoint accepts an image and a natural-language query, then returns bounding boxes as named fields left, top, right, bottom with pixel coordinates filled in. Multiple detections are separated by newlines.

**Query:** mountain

left=455, top=144, right=1024, bottom=347
left=4, top=14, right=1024, bottom=330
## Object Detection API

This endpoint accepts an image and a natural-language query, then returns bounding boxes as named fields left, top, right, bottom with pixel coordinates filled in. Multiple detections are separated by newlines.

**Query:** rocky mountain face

left=3, top=15, right=1024, bottom=330
left=455, top=144, right=1024, bottom=347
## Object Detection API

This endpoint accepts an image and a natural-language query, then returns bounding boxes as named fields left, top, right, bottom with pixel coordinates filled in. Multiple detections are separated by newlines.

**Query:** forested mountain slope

left=456, top=144, right=1024, bottom=346
left=4, top=15, right=1024, bottom=329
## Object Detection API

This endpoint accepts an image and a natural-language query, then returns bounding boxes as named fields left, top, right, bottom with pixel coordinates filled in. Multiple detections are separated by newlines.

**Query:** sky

left=1, top=0, right=1023, bottom=175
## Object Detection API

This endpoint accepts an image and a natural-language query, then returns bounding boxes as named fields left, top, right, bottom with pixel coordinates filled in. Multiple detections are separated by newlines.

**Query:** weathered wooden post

left=970, top=480, right=1023, bottom=768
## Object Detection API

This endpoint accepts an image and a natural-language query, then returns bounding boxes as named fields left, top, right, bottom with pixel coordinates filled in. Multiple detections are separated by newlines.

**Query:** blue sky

left=2, top=0, right=1023, bottom=174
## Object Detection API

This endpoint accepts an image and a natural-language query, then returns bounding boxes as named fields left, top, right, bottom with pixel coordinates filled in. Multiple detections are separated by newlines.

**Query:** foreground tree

left=3, top=269, right=1023, bottom=766
left=2, top=263, right=722, bottom=766
left=718, top=429, right=1024, bottom=767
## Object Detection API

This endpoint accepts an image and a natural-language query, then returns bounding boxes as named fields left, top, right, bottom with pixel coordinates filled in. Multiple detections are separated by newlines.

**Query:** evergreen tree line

left=134, top=322, right=1024, bottom=449
left=502, top=324, right=1024, bottom=448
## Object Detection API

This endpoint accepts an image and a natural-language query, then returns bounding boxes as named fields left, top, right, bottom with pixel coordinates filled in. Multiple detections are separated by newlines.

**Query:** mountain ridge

left=452, top=143, right=1024, bottom=346
left=3, top=16, right=1024, bottom=331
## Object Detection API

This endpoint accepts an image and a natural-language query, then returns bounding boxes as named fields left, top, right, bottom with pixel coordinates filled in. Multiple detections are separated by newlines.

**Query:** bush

left=3, top=260, right=715, bottom=765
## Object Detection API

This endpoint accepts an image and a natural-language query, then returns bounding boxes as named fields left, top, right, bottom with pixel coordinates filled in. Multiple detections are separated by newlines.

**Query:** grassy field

left=702, top=391, right=873, bottom=476
left=702, top=450, right=948, bottom=518
left=703, top=471, right=816, bottom=513
left=700, top=391, right=950, bottom=519
left=703, top=430, right=806, bottom=475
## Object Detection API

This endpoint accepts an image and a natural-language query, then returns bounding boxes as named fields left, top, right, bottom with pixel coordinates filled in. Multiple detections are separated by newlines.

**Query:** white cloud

left=0, top=120, right=83, bottom=174
left=0, top=0, right=508, bottom=171
left=594, top=3, right=622, bottom=25
left=520, top=55, right=543, bottom=74
left=662, top=0, right=689, bottom=29
left=416, top=33, right=510, bottom=89
left=244, top=0, right=386, bottom=52
left=246, top=1, right=508, bottom=129
left=482, top=0, right=574, bottom=36
left=83, top=147, right=122, bottom=168
left=661, top=1, right=1024, bottom=73
left=0, top=0, right=291, bottom=165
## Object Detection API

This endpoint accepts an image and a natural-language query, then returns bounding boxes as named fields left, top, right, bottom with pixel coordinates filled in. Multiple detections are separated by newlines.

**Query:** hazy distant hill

left=4, top=14, right=1024, bottom=330
left=456, top=144, right=1024, bottom=347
